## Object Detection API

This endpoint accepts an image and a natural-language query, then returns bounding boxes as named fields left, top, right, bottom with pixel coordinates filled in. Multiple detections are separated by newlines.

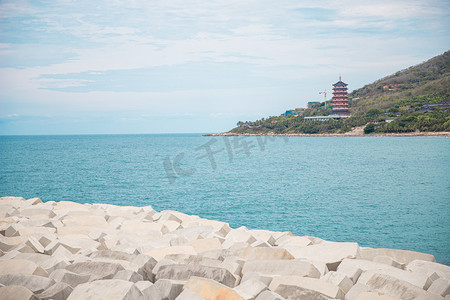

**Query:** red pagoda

left=332, top=76, right=350, bottom=115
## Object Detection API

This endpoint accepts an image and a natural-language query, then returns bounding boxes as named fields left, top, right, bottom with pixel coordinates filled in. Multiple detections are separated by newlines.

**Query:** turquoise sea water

left=1, top=134, right=449, bottom=264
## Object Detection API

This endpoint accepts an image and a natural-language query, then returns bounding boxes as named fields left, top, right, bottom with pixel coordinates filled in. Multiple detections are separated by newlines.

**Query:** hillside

left=350, top=50, right=450, bottom=114
left=225, top=50, right=450, bottom=135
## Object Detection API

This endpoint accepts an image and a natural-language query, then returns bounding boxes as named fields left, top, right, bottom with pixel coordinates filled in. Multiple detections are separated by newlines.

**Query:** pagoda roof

left=333, top=80, right=348, bottom=86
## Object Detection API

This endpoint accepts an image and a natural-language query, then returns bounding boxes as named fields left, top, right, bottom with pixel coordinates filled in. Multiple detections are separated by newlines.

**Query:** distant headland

left=213, top=50, right=449, bottom=137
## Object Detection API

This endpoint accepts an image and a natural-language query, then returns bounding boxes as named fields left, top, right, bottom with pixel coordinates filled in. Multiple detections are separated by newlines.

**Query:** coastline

left=204, top=131, right=450, bottom=137
left=1, top=196, right=449, bottom=299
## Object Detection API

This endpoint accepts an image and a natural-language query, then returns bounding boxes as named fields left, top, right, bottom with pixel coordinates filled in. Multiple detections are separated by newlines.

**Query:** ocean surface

left=1, top=134, right=449, bottom=265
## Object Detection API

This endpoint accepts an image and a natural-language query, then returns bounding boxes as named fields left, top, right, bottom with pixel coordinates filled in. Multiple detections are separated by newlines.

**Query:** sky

left=0, top=0, right=449, bottom=134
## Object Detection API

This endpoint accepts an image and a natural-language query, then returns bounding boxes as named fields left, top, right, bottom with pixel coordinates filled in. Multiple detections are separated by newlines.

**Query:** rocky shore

left=0, top=196, right=449, bottom=300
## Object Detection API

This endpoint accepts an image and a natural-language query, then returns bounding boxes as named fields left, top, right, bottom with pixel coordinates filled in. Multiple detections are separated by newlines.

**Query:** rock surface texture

left=0, top=196, right=448, bottom=300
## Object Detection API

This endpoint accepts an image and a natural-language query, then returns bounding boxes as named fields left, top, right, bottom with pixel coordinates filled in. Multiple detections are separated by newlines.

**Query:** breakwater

left=0, top=196, right=449, bottom=299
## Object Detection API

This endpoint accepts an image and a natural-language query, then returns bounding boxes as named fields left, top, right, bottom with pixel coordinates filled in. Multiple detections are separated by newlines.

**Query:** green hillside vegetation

left=229, top=50, right=450, bottom=134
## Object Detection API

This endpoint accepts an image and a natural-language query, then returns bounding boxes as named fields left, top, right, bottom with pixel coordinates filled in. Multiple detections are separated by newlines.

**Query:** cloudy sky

left=0, top=0, right=449, bottom=134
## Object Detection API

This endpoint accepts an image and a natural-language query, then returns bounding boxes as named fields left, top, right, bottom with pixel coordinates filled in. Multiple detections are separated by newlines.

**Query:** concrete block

left=364, top=273, right=431, bottom=300
left=62, top=215, right=108, bottom=228
left=220, top=258, right=243, bottom=276
left=193, top=219, right=231, bottom=237
left=355, top=292, right=401, bottom=300
left=99, top=235, right=119, bottom=250
left=14, top=252, right=68, bottom=274
left=18, top=226, right=56, bottom=237
left=152, top=259, right=177, bottom=278
left=275, top=236, right=312, bottom=248
left=232, top=247, right=294, bottom=260
left=0, top=274, right=55, bottom=293
left=173, top=226, right=214, bottom=241
left=0, top=259, right=48, bottom=277
left=37, top=282, right=73, bottom=300
left=185, top=238, right=222, bottom=254
left=134, top=280, right=153, bottom=290
left=89, top=250, right=137, bottom=261
left=87, top=228, right=108, bottom=241
left=0, top=285, right=39, bottom=300
left=113, top=270, right=144, bottom=283
left=67, top=279, right=144, bottom=300
left=145, top=245, right=197, bottom=261
left=248, top=230, right=277, bottom=246
left=0, top=196, right=26, bottom=207
left=0, top=217, right=16, bottom=235
left=162, top=220, right=182, bottom=233
left=134, top=281, right=162, bottom=299
left=0, top=236, right=27, bottom=252
left=251, top=241, right=271, bottom=248
left=5, top=223, right=24, bottom=237
left=406, top=259, right=450, bottom=280
left=107, top=216, right=126, bottom=229
left=49, top=269, right=90, bottom=288
left=111, top=244, right=140, bottom=255
left=229, top=242, right=251, bottom=251
left=38, top=234, right=56, bottom=248
left=58, top=234, right=100, bottom=253
left=234, top=277, right=268, bottom=300
left=373, top=255, right=404, bottom=269
left=0, top=249, right=21, bottom=261
left=175, top=288, right=206, bottom=299
left=307, top=260, right=329, bottom=277
left=428, top=278, right=450, bottom=297
left=154, top=278, right=185, bottom=300
left=360, top=247, right=436, bottom=264
left=183, top=276, right=244, bottom=300
left=321, top=271, right=354, bottom=294
left=130, top=254, right=158, bottom=281
left=223, top=230, right=256, bottom=248
left=120, top=220, right=165, bottom=237
left=357, top=267, right=432, bottom=289
left=156, top=264, right=238, bottom=288
left=21, top=207, right=56, bottom=218
left=254, top=290, right=286, bottom=300
left=273, top=283, right=335, bottom=300
left=25, top=198, right=43, bottom=206
left=57, top=226, right=98, bottom=235
left=337, top=258, right=398, bottom=283
left=242, top=259, right=320, bottom=278
left=25, top=236, right=45, bottom=253
left=269, top=276, right=344, bottom=299
left=14, top=243, right=36, bottom=254
left=345, top=283, right=371, bottom=300
left=241, top=272, right=274, bottom=286
left=54, top=201, right=89, bottom=212
left=169, top=236, right=190, bottom=246
left=65, top=261, right=126, bottom=281
left=164, top=254, right=222, bottom=268
left=287, top=242, right=360, bottom=271
left=51, top=244, right=74, bottom=262
left=158, top=211, right=184, bottom=223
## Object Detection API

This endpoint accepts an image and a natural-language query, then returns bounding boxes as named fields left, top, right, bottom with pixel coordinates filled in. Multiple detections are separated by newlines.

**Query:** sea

left=1, top=134, right=449, bottom=265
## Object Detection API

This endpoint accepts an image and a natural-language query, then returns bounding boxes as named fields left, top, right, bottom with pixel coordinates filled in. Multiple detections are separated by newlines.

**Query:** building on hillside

left=304, top=115, right=351, bottom=121
left=285, top=110, right=301, bottom=117
left=332, top=76, right=350, bottom=116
